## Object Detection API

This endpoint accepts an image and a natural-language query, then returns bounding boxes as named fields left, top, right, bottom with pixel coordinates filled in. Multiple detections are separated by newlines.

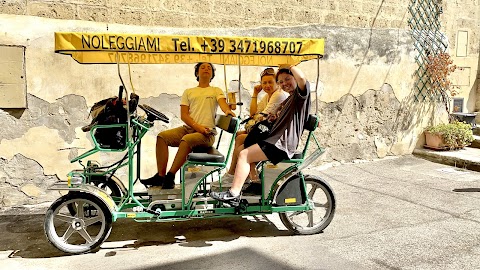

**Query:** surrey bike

left=44, top=32, right=336, bottom=254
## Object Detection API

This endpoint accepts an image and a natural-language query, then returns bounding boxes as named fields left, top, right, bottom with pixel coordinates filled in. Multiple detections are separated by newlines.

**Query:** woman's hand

left=253, top=84, right=263, bottom=96
left=278, top=64, right=293, bottom=70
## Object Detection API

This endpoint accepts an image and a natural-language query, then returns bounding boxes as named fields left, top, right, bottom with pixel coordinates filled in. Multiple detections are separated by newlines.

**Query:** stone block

left=63, top=0, right=106, bottom=5
left=151, top=11, right=190, bottom=28
left=109, top=8, right=152, bottom=26
left=244, top=7, right=273, bottom=21
left=302, top=9, right=322, bottom=24
left=162, top=0, right=192, bottom=12
left=362, top=2, right=380, bottom=15
left=212, top=1, right=244, bottom=17
left=324, top=0, right=337, bottom=11
left=106, top=0, right=148, bottom=9
left=346, top=14, right=371, bottom=29
left=77, top=5, right=108, bottom=22
left=27, top=1, right=76, bottom=19
left=339, top=1, right=363, bottom=15
left=273, top=7, right=294, bottom=22
left=190, top=1, right=211, bottom=14
left=0, top=0, right=26, bottom=15
left=371, top=18, right=390, bottom=29
left=325, top=13, right=346, bottom=26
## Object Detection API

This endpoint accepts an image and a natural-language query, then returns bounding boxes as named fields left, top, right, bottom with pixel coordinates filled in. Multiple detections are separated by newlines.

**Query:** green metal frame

left=63, top=112, right=324, bottom=223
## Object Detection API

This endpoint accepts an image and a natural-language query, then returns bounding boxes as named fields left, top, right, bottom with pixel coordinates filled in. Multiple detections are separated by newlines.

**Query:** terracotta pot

left=424, top=131, right=447, bottom=150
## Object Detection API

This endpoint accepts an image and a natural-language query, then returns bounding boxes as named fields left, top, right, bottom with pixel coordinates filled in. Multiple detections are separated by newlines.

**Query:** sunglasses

left=260, top=68, right=275, bottom=78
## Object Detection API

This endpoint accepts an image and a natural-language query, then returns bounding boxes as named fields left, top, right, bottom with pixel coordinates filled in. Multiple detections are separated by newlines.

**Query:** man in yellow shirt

left=141, top=62, right=235, bottom=189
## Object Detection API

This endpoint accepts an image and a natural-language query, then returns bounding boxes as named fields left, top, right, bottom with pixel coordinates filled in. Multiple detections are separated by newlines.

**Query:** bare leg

left=249, top=163, right=259, bottom=182
left=168, top=140, right=192, bottom=174
left=156, top=136, right=169, bottom=176
left=230, top=144, right=268, bottom=194
left=227, top=134, right=247, bottom=175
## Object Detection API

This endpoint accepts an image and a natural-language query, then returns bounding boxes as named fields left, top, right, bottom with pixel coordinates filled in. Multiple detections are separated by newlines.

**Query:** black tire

left=279, top=175, right=335, bottom=235
left=44, top=192, right=112, bottom=254
left=67, top=175, right=123, bottom=216
left=93, top=175, right=124, bottom=198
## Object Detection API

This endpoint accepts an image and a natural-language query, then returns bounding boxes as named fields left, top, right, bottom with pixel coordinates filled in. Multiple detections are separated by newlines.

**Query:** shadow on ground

left=0, top=213, right=291, bottom=259
left=137, top=247, right=297, bottom=270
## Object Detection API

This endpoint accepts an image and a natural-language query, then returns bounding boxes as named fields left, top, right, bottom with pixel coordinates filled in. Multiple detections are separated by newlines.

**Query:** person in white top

left=141, top=62, right=235, bottom=189
left=222, top=67, right=289, bottom=184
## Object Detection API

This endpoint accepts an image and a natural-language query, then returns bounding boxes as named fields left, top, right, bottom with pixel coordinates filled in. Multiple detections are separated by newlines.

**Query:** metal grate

left=408, top=0, right=448, bottom=101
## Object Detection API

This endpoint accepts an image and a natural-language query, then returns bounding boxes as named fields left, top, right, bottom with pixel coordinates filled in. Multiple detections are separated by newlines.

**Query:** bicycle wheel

left=279, top=175, right=335, bottom=235
left=67, top=174, right=123, bottom=216
left=44, top=192, right=112, bottom=254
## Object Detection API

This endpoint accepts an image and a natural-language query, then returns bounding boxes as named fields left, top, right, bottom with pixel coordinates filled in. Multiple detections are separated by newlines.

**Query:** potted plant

left=424, top=121, right=474, bottom=150
left=422, top=51, right=472, bottom=150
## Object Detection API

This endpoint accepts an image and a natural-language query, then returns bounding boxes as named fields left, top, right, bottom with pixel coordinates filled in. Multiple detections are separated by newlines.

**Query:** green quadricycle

left=44, top=32, right=336, bottom=254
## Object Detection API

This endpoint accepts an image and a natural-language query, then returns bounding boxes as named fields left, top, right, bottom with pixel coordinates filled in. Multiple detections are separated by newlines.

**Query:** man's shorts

left=158, top=125, right=215, bottom=148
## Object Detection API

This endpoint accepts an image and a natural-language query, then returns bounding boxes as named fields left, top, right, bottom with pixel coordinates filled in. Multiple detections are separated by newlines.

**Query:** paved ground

left=1, top=155, right=480, bottom=270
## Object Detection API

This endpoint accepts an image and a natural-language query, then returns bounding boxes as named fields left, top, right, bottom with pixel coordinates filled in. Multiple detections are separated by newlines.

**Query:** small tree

left=426, top=52, right=458, bottom=115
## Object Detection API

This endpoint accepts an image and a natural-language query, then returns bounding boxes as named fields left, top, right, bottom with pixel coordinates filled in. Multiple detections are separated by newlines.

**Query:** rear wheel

left=44, top=192, right=112, bottom=254
left=279, top=175, right=335, bottom=235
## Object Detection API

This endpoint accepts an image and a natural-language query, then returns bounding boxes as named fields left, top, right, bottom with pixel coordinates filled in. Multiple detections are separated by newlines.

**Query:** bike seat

left=187, top=147, right=225, bottom=163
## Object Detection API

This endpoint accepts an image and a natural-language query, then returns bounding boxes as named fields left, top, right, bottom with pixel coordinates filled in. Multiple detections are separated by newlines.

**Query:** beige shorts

left=157, top=125, right=215, bottom=148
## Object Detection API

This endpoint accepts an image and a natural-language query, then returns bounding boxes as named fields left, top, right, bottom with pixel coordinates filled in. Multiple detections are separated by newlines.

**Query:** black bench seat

left=187, top=147, right=224, bottom=163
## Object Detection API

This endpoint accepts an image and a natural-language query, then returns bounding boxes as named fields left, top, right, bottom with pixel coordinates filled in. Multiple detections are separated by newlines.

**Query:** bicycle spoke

left=76, top=202, right=85, bottom=218
left=55, top=213, right=75, bottom=223
left=308, top=184, right=318, bottom=198
left=84, top=216, right=103, bottom=226
left=77, top=228, right=94, bottom=243
left=61, top=226, right=76, bottom=242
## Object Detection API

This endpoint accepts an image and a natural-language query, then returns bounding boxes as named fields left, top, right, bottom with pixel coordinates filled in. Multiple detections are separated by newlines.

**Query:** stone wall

left=1, top=0, right=411, bottom=29
left=0, top=0, right=479, bottom=208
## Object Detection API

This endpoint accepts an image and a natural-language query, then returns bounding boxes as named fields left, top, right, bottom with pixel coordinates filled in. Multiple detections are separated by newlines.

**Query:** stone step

left=473, top=126, right=480, bottom=136
left=471, top=135, right=480, bottom=149
left=413, top=146, right=480, bottom=172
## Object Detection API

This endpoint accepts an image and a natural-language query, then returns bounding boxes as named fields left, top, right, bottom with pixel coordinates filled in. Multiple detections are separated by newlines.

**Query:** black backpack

left=82, top=89, right=139, bottom=149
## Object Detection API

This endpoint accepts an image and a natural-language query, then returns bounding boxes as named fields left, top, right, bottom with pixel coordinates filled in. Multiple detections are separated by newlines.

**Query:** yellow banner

left=55, top=32, right=324, bottom=66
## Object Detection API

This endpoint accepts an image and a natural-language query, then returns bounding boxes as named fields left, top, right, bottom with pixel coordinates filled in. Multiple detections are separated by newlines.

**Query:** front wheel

left=279, top=175, right=335, bottom=235
left=44, top=192, right=112, bottom=254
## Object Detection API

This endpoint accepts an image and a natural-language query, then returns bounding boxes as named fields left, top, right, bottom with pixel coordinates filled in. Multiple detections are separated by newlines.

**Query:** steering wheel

left=138, top=104, right=169, bottom=123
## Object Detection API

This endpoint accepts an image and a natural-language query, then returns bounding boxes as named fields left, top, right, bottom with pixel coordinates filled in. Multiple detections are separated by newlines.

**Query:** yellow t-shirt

left=180, top=86, right=225, bottom=128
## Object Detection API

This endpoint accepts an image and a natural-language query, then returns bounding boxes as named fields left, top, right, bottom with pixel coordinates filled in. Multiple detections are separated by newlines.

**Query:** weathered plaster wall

left=0, top=0, right=479, bottom=208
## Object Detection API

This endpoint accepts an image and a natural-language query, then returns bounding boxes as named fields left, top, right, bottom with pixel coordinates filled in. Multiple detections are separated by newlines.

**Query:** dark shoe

left=140, top=174, right=164, bottom=186
left=210, top=190, right=240, bottom=206
left=162, top=172, right=175, bottom=189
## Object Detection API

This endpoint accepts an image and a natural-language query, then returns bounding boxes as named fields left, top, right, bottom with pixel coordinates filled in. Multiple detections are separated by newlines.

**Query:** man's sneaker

left=140, top=174, right=164, bottom=186
left=210, top=190, right=240, bottom=207
left=162, top=172, right=175, bottom=189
